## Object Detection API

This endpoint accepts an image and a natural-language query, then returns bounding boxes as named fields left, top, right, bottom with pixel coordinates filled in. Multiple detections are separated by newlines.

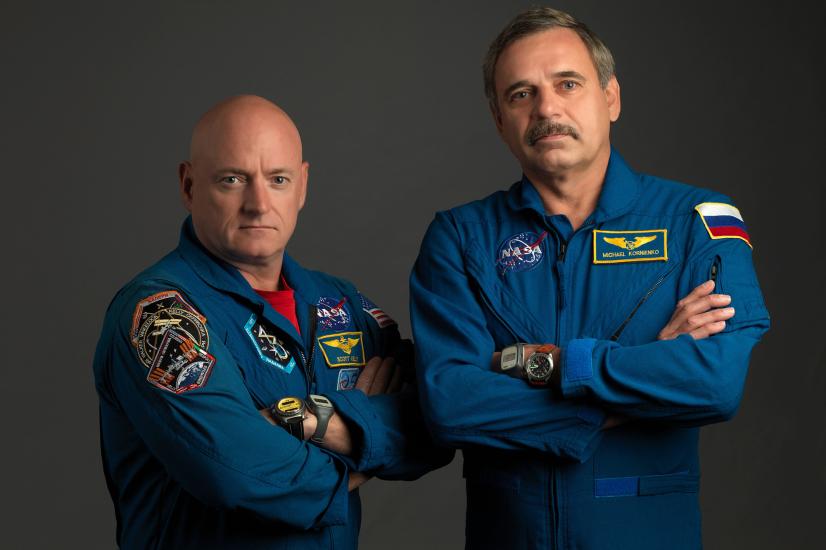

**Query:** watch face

left=310, top=395, right=332, bottom=408
left=277, top=397, right=303, bottom=414
left=527, top=354, right=552, bottom=380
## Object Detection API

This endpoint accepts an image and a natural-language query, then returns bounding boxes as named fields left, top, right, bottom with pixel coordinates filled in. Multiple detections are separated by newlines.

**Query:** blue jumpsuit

left=94, top=219, right=451, bottom=549
left=410, top=150, right=769, bottom=549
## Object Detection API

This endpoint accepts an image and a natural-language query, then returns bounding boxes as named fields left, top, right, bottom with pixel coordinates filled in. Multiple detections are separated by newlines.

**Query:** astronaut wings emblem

left=603, top=235, right=658, bottom=250
left=593, top=229, right=668, bottom=264
left=323, top=335, right=360, bottom=354
left=317, top=331, right=366, bottom=368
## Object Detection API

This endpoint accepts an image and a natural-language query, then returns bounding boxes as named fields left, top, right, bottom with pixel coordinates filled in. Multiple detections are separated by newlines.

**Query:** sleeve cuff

left=325, top=389, right=387, bottom=472
left=560, top=338, right=596, bottom=399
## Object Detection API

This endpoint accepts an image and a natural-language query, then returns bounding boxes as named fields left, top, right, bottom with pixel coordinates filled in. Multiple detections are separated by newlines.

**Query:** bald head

left=178, top=95, right=310, bottom=290
left=189, top=95, right=303, bottom=166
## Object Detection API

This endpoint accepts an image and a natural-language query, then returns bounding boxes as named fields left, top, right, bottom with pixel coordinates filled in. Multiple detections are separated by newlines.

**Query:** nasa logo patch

left=496, top=231, right=547, bottom=275
left=147, top=329, right=215, bottom=394
left=135, top=305, right=209, bottom=369
left=337, top=367, right=360, bottom=391
left=316, top=297, right=351, bottom=331
left=244, top=314, right=296, bottom=373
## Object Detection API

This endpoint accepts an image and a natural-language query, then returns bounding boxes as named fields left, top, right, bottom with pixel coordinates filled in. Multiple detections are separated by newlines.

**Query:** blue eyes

left=219, top=176, right=288, bottom=185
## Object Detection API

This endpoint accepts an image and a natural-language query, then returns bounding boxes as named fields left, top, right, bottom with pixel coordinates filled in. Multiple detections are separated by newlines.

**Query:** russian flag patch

left=695, top=202, right=752, bottom=248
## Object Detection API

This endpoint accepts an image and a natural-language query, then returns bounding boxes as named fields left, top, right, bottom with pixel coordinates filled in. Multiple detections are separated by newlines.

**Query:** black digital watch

left=306, top=394, right=335, bottom=443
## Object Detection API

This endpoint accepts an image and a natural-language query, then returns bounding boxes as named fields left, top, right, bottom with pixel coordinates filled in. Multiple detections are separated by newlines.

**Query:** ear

left=298, top=161, right=309, bottom=210
left=605, top=76, right=621, bottom=122
left=178, top=161, right=195, bottom=212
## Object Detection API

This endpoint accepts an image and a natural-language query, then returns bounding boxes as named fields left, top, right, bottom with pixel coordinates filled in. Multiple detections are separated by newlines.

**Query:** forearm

left=559, top=324, right=767, bottom=423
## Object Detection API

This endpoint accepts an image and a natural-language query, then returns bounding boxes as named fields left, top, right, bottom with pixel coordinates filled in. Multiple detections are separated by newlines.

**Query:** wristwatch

left=306, top=394, right=335, bottom=443
left=524, top=344, right=556, bottom=387
left=272, top=396, right=306, bottom=439
left=500, top=343, right=527, bottom=371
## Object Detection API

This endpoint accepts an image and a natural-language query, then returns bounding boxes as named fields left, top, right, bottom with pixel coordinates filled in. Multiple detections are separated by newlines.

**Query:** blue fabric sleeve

left=410, top=213, right=605, bottom=462
left=560, top=216, right=770, bottom=424
left=101, top=282, right=352, bottom=530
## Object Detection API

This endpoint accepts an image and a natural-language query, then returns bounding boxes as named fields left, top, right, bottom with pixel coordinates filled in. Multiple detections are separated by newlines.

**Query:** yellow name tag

left=593, top=229, right=668, bottom=264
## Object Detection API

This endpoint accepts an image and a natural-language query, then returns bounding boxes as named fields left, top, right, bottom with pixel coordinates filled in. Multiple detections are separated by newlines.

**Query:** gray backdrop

left=2, top=1, right=824, bottom=548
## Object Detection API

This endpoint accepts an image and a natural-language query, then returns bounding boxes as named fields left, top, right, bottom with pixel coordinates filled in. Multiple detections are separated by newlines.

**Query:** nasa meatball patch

left=496, top=231, right=547, bottom=275
left=316, top=296, right=352, bottom=331
left=147, top=329, right=215, bottom=394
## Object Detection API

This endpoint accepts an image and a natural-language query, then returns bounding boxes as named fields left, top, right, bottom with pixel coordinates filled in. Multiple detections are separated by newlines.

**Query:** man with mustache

left=93, top=95, right=450, bottom=549
left=410, top=7, right=769, bottom=549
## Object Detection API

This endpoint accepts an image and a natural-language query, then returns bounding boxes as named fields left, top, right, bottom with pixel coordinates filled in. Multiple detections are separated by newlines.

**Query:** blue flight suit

left=410, top=150, right=769, bottom=549
left=94, top=219, right=451, bottom=550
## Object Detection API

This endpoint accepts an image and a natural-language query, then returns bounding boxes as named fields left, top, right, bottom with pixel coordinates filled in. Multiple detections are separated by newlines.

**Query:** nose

left=533, top=86, right=561, bottom=120
left=242, top=177, right=271, bottom=216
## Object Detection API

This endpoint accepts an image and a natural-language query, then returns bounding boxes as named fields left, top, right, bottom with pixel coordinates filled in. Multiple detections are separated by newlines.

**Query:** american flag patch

left=695, top=202, right=752, bottom=248
left=358, top=293, right=396, bottom=328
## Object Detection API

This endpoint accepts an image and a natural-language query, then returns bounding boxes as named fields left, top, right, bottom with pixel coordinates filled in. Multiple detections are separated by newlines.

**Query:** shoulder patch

left=244, top=314, right=296, bottom=373
left=130, top=290, right=204, bottom=345
left=133, top=291, right=209, bottom=369
left=316, top=296, right=352, bottom=331
left=695, top=202, right=752, bottom=248
left=147, top=329, right=215, bottom=394
left=358, top=293, right=396, bottom=328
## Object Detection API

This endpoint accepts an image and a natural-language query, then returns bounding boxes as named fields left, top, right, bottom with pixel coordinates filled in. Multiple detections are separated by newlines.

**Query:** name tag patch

left=593, top=229, right=668, bottom=264
left=318, top=331, right=366, bottom=368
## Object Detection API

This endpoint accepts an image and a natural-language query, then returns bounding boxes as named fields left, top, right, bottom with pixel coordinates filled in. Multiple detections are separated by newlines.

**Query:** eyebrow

left=214, top=167, right=293, bottom=178
left=502, top=71, right=588, bottom=97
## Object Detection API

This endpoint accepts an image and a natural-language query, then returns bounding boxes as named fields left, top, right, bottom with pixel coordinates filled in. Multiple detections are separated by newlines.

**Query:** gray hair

left=483, top=7, right=616, bottom=113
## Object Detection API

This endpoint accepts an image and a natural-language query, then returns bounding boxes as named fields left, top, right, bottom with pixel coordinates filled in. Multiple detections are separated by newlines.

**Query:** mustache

left=526, top=120, right=580, bottom=145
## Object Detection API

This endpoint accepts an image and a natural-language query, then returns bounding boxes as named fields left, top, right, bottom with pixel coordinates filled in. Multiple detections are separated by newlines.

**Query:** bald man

left=93, top=96, right=451, bottom=549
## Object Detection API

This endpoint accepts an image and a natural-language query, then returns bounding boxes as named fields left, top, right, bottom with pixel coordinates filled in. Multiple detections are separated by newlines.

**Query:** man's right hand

left=356, top=356, right=404, bottom=395
left=658, top=280, right=734, bottom=341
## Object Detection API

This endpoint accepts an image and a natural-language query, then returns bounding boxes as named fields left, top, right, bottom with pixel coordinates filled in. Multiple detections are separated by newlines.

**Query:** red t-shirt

left=255, top=276, right=301, bottom=335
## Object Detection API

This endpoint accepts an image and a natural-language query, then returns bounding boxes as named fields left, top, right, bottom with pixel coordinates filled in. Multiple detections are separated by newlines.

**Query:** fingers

left=356, top=356, right=398, bottom=395
left=348, top=471, right=371, bottom=491
left=676, top=279, right=715, bottom=307
left=687, top=308, right=735, bottom=339
left=355, top=356, right=382, bottom=394
left=659, top=280, right=734, bottom=341
left=370, top=357, right=396, bottom=394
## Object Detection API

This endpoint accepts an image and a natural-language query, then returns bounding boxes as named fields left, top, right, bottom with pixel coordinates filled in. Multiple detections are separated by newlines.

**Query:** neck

left=235, top=259, right=284, bottom=292
left=524, top=147, right=610, bottom=231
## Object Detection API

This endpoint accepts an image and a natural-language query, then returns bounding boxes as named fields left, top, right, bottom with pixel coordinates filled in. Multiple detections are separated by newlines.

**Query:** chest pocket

left=464, top=239, right=547, bottom=346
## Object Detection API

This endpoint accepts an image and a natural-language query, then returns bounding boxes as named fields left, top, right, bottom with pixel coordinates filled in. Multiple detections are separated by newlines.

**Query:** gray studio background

left=2, top=1, right=824, bottom=548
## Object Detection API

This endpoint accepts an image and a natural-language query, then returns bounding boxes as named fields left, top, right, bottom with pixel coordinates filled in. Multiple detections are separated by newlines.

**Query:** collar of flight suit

left=506, top=147, right=642, bottom=225
left=175, top=217, right=314, bottom=352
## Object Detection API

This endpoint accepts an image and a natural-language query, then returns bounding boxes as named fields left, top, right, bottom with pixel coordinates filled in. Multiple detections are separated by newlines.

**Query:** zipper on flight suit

left=298, top=305, right=318, bottom=393
left=609, top=263, right=679, bottom=342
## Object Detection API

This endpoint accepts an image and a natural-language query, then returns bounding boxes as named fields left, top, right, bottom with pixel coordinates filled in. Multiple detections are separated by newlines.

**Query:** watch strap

left=307, top=394, right=334, bottom=443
